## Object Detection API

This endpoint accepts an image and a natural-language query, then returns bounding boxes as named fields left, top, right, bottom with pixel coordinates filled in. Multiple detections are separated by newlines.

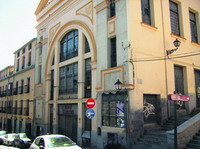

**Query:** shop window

left=102, top=92, right=126, bottom=128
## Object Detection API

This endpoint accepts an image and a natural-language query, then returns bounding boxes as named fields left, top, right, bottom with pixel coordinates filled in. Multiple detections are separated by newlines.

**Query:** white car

left=3, top=133, right=18, bottom=146
left=29, top=134, right=82, bottom=149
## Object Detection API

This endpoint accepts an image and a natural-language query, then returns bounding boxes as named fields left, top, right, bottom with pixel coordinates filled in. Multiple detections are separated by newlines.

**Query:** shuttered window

left=189, top=11, right=198, bottom=43
left=170, top=1, right=180, bottom=36
left=141, top=0, right=151, bottom=25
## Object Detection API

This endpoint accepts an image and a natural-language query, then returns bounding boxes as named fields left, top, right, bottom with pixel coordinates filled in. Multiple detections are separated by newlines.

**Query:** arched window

left=60, top=30, right=78, bottom=62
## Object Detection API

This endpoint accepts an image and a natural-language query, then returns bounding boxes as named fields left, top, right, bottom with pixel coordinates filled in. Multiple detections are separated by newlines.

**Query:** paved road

left=0, top=145, right=20, bottom=149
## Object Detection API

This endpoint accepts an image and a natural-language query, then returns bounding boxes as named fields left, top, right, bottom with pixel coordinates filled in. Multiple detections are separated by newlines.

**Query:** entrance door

left=143, top=94, right=161, bottom=124
left=195, top=70, right=200, bottom=108
left=7, top=119, right=12, bottom=133
left=58, top=104, right=78, bottom=142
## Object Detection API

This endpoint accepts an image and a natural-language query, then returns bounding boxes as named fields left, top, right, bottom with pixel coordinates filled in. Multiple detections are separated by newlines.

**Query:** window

left=21, top=80, right=24, bottom=94
left=16, top=81, right=18, bottom=94
left=189, top=11, right=198, bottom=43
left=109, top=0, right=115, bottom=18
left=22, top=48, right=25, bottom=54
left=27, top=78, right=30, bottom=93
left=50, top=70, right=54, bottom=100
left=110, top=37, right=117, bottom=67
left=17, top=52, right=20, bottom=57
left=170, top=1, right=180, bottom=36
left=174, top=65, right=184, bottom=95
left=141, top=0, right=151, bottom=24
left=85, top=59, right=91, bottom=98
left=38, top=65, right=42, bottom=83
left=84, top=36, right=90, bottom=53
left=22, top=56, right=25, bottom=69
left=60, top=30, right=78, bottom=62
left=28, top=52, right=31, bottom=66
left=59, top=63, right=78, bottom=94
left=17, top=59, right=19, bottom=71
left=102, top=92, right=126, bottom=128
left=29, top=43, right=32, bottom=50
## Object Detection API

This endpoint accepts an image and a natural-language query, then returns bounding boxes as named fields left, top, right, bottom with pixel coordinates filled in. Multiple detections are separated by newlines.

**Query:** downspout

left=160, top=0, right=170, bottom=119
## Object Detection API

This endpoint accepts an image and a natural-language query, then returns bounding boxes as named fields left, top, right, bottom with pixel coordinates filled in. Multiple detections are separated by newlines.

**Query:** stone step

left=187, top=143, right=200, bottom=148
left=190, top=139, right=200, bottom=145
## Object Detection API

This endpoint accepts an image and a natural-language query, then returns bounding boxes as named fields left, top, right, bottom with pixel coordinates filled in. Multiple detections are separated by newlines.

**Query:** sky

left=0, top=0, right=41, bottom=70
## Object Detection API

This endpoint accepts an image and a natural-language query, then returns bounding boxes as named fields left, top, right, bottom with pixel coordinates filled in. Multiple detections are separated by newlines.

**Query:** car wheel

left=13, top=141, right=16, bottom=147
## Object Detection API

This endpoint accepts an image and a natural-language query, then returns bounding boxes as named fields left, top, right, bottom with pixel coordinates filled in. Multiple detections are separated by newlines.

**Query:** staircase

left=133, top=109, right=200, bottom=149
left=132, top=131, right=168, bottom=149
left=186, top=130, right=200, bottom=149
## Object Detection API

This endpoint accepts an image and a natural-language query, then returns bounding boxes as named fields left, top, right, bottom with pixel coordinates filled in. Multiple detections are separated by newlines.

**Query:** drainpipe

left=160, top=0, right=170, bottom=119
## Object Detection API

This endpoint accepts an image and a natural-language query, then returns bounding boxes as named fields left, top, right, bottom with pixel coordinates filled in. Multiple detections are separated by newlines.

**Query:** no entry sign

left=86, top=98, right=95, bottom=108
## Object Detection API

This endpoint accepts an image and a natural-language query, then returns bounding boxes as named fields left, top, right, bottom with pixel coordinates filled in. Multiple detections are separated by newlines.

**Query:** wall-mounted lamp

left=166, top=39, right=181, bottom=56
left=114, top=79, right=123, bottom=90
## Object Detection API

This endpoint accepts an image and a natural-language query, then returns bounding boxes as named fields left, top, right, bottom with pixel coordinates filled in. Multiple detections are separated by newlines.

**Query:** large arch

left=45, top=20, right=97, bottom=77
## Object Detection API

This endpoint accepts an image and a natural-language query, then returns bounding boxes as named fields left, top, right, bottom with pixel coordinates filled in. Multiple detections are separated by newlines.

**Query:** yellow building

left=0, top=38, right=36, bottom=138
left=34, top=0, right=200, bottom=148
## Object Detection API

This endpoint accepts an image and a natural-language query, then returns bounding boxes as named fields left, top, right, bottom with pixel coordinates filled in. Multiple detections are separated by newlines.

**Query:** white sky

left=0, top=0, right=40, bottom=70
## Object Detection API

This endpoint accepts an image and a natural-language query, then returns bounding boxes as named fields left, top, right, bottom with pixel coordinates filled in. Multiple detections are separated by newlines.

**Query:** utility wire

left=130, top=52, right=200, bottom=63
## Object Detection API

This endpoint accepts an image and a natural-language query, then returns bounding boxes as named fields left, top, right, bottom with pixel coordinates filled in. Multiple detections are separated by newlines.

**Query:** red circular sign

left=86, top=98, right=95, bottom=108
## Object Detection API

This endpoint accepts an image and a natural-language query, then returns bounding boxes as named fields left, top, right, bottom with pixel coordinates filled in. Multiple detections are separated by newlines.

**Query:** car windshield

left=8, top=134, right=18, bottom=139
left=0, top=131, right=6, bottom=136
left=19, top=133, right=27, bottom=138
left=46, top=136, right=76, bottom=148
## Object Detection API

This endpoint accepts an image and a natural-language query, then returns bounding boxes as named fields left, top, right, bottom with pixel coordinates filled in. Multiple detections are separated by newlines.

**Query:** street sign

left=86, top=98, right=95, bottom=108
left=168, top=94, right=190, bottom=102
left=86, top=109, right=95, bottom=119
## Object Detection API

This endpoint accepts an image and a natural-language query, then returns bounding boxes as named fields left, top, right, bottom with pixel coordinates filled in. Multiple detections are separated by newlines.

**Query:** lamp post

left=166, top=39, right=181, bottom=56
left=114, top=79, right=122, bottom=90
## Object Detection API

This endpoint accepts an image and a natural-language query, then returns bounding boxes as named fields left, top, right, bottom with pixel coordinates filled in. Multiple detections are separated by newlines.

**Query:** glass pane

left=102, top=116, right=109, bottom=126
left=117, top=117, right=125, bottom=128
left=110, top=116, right=117, bottom=127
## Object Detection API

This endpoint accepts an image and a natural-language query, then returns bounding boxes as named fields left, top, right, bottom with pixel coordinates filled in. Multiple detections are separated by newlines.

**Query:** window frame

left=141, top=0, right=151, bottom=25
left=169, top=1, right=181, bottom=36
left=60, top=30, right=78, bottom=62
left=189, top=11, right=198, bottom=43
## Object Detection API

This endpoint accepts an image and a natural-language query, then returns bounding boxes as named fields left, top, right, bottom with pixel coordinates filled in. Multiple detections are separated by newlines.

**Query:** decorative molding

left=76, top=1, right=93, bottom=23
left=107, top=16, right=116, bottom=38
left=96, top=66, right=124, bottom=91
left=94, top=0, right=109, bottom=14
left=141, top=22, right=158, bottom=31
left=171, top=33, right=186, bottom=41
left=49, top=22, right=61, bottom=43
left=191, top=41, right=200, bottom=47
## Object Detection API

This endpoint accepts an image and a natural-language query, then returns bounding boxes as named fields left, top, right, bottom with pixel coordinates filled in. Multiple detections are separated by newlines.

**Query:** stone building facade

left=34, top=0, right=200, bottom=148
left=0, top=38, right=36, bottom=137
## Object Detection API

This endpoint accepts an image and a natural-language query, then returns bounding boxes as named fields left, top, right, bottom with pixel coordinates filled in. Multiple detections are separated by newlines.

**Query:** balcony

left=17, top=108, right=22, bottom=115
left=18, top=86, right=23, bottom=94
left=24, top=85, right=30, bottom=93
left=12, top=108, right=17, bottom=115
left=7, top=89, right=13, bottom=96
left=13, top=88, right=18, bottom=95
left=23, top=108, right=29, bottom=116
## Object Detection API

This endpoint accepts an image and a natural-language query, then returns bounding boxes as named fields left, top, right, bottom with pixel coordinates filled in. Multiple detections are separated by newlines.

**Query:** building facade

left=0, top=38, right=36, bottom=138
left=33, top=0, right=200, bottom=148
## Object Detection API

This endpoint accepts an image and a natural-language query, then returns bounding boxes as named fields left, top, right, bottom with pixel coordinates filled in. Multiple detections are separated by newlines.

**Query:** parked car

left=3, top=133, right=18, bottom=146
left=29, top=134, right=82, bottom=149
left=13, top=133, right=32, bottom=148
left=0, top=130, right=6, bottom=144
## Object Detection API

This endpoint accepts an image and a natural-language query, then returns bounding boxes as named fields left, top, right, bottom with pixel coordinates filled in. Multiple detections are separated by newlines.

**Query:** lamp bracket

left=122, top=42, right=131, bottom=50
left=166, top=48, right=178, bottom=56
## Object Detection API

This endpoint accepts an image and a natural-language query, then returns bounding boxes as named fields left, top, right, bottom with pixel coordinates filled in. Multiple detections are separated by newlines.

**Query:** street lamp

left=166, top=39, right=181, bottom=56
left=114, top=79, right=122, bottom=90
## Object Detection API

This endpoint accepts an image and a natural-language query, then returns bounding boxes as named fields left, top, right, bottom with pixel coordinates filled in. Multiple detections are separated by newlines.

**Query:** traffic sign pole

left=174, top=101, right=177, bottom=149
